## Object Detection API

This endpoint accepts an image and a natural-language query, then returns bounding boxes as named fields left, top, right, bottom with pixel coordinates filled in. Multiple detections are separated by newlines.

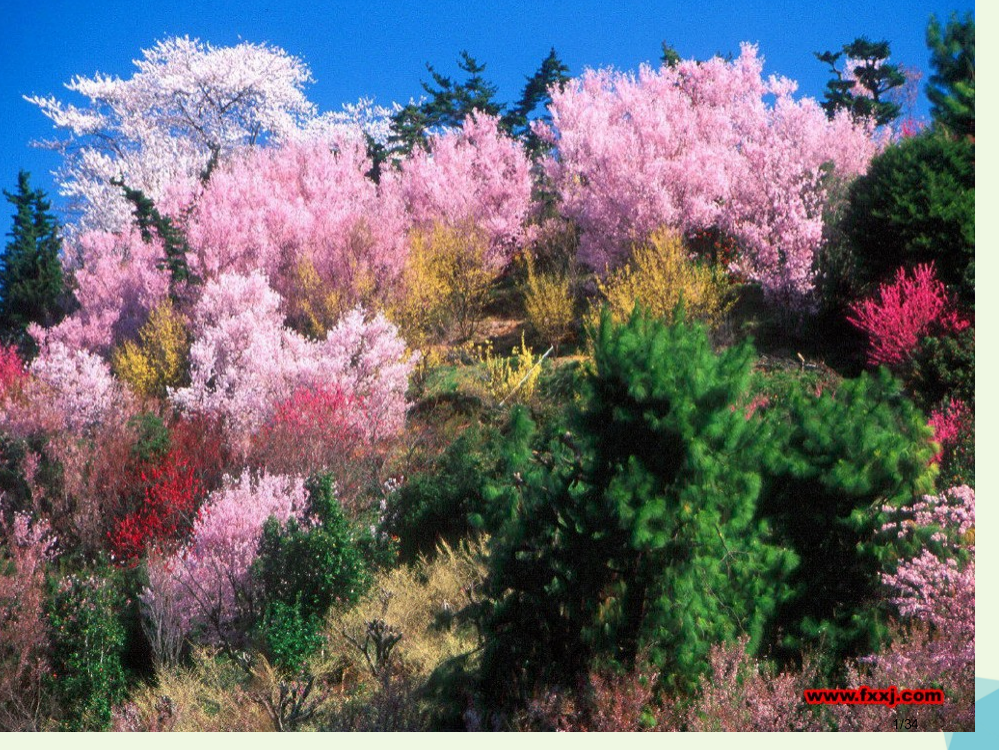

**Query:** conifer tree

left=477, top=309, right=795, bottom=705
left=816, top=37, right=906, bottom=126
left=0, top=171, right=65, bottom=349
left=501, top=48, right=570, bottom=155
left=926, top=12, right=975, bottom=138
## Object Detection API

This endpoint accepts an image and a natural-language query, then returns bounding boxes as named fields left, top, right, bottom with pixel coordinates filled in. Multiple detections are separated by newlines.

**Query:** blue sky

left=2, top=0, right=974, bottom=236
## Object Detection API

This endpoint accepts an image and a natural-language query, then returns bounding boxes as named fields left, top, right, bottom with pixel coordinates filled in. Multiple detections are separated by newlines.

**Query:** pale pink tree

left=29, top=228, right=170, bottom=356
left=170, top=272, right=415, bottom=453
left=389, top=112, right=536, bottom=269
left=543, top=44, right=881, bottom=303
left=141, top=470, right=308, bottom=649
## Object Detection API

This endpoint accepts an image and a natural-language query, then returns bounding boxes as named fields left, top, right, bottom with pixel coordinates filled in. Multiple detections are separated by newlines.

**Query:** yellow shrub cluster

left=389, top=222, right=494, bottom=346
left=522, top=251, right=575, bottom=351
left=590, top=227, right=735, bottom=331
left=112, top=300, right=189, bottom=398
left=476, top=333, right=544, bottom=405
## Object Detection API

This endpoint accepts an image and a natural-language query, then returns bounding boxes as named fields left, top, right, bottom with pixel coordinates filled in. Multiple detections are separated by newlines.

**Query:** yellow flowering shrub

left=589, top=227, right=735, bottom=331
left=522, top=251, right=575, bottom=351
left=388, top=222, right=494, bottom=346
left=476, top=333, right=544, bottom=405
left=112, top=300, right=189, bottom=398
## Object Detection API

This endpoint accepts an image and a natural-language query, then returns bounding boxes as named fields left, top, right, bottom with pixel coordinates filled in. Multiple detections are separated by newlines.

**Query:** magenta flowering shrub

left=389, top=113, right=535, bottom=269
left=141, top=470, right=308, bottom=649
left=0, top=345, right=27, bottom=402
left=847, top=262, right=968, bottom=367
left=542, top=44, right=880, bottom=303
left=928, top=399, right=971, bottom=465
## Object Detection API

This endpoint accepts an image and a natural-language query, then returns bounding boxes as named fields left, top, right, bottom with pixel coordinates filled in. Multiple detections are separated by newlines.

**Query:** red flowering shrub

left=928, top=398, right=971, bottom=465
left=0, top=345, right=27, bottom=401
left=847, top=263, right=968, bottom=367
left=109, top=451, right=203, bottom=563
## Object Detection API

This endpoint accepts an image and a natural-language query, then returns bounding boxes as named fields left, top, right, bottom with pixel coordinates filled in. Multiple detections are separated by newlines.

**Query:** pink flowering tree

left=834, top=485, right=975, bottom=730
left=181, top=137, right=409, bottom=305
left=29, top=228, right=171, bottom=356
left=141, top=470, right=308, bottom=652
left=170, top=272, right=415, bottom=453
left=389, top=112, right=535, bottom=269
left=847, top=262, right=969, bottom=368
left=542, top=44, right=881, bottom=304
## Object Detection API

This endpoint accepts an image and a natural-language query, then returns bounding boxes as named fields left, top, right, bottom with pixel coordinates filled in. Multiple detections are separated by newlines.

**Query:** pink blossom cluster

left=30, top=229, right=171, bottom=356
left=183, top=137, right=409, bottom=300
left=387, top=112, right=536, bottom=269
left=0, top=345, right=27, bottom=400
left=847, top=263, right=969, bottom=367
left=541, top=43, right=881, bottom=303
left=141, top=470, right=308, bottom=644
left=928, top=399, right=971, bottom=465
left=169, top=272, right=414, bottom=451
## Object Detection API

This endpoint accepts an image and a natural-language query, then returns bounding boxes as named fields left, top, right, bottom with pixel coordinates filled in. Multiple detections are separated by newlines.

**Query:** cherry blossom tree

left=170, top=272, right=414, bottom=453
left=542, top=44, right=881, bottom=304
left=388, top=112, right=535, bottom=269
left=181, top=137, right=409, bottom=304
left=27, top=36, right=320, bottom=233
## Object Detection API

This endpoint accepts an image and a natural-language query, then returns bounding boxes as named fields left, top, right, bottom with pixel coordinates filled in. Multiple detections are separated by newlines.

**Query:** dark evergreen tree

left=816, top=37, right=906, bottom=126
left=843, top=130, right=975, bottom=304
left=112, top=179, right=199, bottom=300
left=389, top=51, right=503, bottom=155
left=0, top=171, right=65, bottom=348
left=926, top=12, right=975, bottom=138
left=660, top=42, right=681, bottom=67
left=475, top=309, right=795, bottom=708
left=501, top=48, right=571, bottom=156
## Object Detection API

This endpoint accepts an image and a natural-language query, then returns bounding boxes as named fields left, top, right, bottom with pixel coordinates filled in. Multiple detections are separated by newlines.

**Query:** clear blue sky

left=2, top=0, right=974, bottom=238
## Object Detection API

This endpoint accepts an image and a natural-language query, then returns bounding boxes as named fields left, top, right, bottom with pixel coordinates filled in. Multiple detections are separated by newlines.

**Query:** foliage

left=254, top=474, right=372, bottom=670
left=500, top=48, right=571, bottom=156
left=0, top=513, right=55, bottom=730
left=926, top=12, right=975, bottom=138
left=847, top=263, right=968, bottom=368
left=477, top=310, right=795, bottom=707
left=1, top=171, right=65, bottom=349
left=522, top=250, right=575, bottom=351
left=476, top=334, right=544, bottom=405
left=382, top=424, right=496, bottom=563
left=757, top=368, right=937, bottom=667
left=815, top=38, right=906, bottom=126
left=142, top=470, right=308, bottom=649
left=46, top=571, right=128, bottom=731
left=843, top=130, right=974, bottom=304
left=543, top=43, right=880, bottom=304
left=389, top=223, right=494, bottom=344
left=389, top=51, right=502, bottom=155
left=591, top=227, right=735, bottom=331
left=112, top=300, right=190, bottom=398
left=909, top=326, right=975, bottom=410
left=0, top=344, right=27, bottom=402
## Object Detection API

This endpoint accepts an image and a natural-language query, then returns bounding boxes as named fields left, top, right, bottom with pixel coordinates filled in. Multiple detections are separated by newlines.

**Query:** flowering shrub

left=0, top=513, right=55, bottom=730
left=142, top=470, right=308, bottom=648
left=928, top=398, right=971, bottom=465
left=171, top=272, right=413, bottom=452
left=0, top=345, right=27, bottom=402
left=112, top=299, right=190, bottom=398
left=109, top=451, right=203, bottom=564
left=847, top=263, right=968, bottom=367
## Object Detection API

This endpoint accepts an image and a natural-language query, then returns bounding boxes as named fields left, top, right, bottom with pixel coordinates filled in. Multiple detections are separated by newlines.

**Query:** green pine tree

left=0, top=171, right=65, bottom=349
left=926, top=12, right=975, bottom=138
left=501, top=48, right=571, bottom=156
left=476, top=308, right=795, bottom=708
left=815, top=37, right=906, bottom=126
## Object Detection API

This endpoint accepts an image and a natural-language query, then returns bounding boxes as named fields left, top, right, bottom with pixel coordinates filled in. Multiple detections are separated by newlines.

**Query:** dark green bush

left=46, top=571, right=128, bottom=731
